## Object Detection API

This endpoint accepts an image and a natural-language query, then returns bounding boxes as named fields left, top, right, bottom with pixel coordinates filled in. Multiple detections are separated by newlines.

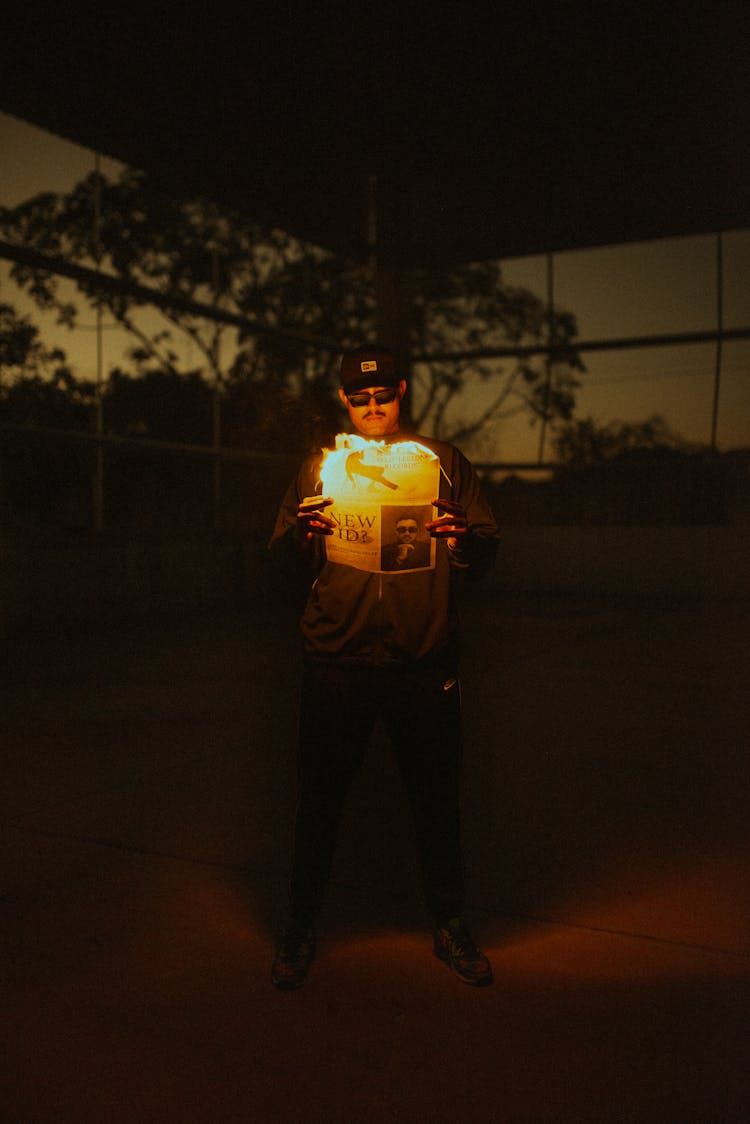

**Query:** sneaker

left=433, top=917, right=493, bottom=986
left=271, top=925, right=316, bottom=990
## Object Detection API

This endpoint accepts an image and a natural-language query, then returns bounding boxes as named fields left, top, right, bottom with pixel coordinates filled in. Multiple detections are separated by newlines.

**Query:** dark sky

left=4, top=3, right=750, bottom=263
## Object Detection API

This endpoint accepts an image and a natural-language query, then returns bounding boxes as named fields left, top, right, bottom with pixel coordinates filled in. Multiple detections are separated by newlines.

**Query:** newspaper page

left=318, top=435, right=440, bottom=573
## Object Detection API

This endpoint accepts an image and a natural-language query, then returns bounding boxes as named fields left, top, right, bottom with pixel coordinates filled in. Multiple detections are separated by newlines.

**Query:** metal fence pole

left=92, top=154, right=105, bottom=534
left=710, top=231, right=724, bottom=452
left=211, top=248, right=222, bottom=533
left=537, top=252, right=554, bottom=464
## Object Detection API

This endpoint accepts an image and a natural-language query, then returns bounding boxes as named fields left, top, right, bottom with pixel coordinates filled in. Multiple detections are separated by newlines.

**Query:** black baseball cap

left=340, top=346, right=398, bottom=394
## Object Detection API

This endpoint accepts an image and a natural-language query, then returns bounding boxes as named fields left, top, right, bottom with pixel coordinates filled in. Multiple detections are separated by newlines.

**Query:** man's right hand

left=297, top=496, right=335, bottom=541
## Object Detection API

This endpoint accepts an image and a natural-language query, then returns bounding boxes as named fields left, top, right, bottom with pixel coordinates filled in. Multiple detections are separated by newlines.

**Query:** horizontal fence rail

left=2, top=235, right=748, bottom=535
left=0, top=422, right=292, bottom=463
left=4, top=240, right=749, bottom=363
left=0, top=240, right=340, bottom=353
left=415, top=326, right=750, bottom=364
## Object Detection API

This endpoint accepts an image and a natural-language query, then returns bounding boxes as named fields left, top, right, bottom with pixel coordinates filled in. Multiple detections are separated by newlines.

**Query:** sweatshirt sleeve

left=267, top=455, right=326, bottom=577
left=444, top=446, right=499, bottom=579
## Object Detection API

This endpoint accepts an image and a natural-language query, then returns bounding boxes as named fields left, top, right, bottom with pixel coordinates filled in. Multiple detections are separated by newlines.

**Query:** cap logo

left=360, top=360, right=378, bottom=372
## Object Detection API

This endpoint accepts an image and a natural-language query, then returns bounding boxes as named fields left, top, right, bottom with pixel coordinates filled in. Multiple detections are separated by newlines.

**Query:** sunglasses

left=346, top=388, right=398, bottom=408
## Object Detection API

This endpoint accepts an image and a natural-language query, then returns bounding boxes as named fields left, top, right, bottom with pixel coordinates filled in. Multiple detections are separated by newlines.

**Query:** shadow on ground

left=2, top=592, right=748, bottom=1122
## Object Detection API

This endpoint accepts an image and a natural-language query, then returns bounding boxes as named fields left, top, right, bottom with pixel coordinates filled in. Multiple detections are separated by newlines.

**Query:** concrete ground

left=2, top=592, right=748, bottom=1123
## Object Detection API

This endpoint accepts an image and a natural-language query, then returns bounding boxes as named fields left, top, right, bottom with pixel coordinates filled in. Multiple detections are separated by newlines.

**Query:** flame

left=319, top=434, right=436, bottom=499
left=318, top=435, right=440, bottom=572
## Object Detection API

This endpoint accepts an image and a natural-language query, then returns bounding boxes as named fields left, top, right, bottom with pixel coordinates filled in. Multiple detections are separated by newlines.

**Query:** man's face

left=395, top=519, right=418, bottom=543
left=338, top=381, right=406, bottom=437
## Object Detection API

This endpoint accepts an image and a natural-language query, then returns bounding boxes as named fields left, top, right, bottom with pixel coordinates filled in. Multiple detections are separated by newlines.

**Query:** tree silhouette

left=1, top=169, right=583, bottom=456
left=0, top=304, right=93, bottom=529
left=0, top=170, right=305, bottom=387
left=552, top=414, right=692, bottom=465
left=411, top=259, right=584, bottom=450
left=0, top=302, right=78, bottom=389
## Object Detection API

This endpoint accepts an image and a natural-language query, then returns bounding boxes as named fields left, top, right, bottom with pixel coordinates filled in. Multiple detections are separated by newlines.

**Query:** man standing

left=268, top=345, right=499, bottom=989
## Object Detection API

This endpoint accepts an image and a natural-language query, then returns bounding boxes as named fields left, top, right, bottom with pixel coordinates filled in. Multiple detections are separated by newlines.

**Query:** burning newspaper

left=318, top=434, right=440, bottom=573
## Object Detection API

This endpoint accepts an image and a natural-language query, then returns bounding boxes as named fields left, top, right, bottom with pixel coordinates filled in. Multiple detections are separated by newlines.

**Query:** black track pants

left=288, top=657, right=466, bottom=925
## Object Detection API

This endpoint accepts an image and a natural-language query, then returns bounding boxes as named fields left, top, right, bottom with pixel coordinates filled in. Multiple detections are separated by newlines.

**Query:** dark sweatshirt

left=268, top=434, right=499, bottom=668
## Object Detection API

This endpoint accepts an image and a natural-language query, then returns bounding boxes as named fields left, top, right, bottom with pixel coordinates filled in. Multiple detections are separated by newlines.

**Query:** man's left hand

left=425, top=498, right=468, bottom=550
